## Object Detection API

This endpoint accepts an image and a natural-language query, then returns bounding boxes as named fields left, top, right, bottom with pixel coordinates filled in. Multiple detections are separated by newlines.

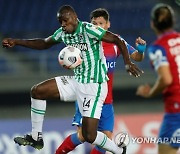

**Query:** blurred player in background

left=56, top=8, right=146, bottom=154
left=136, top=3, right=180, bottom=154
left=2, top=5, right=143, bottom=154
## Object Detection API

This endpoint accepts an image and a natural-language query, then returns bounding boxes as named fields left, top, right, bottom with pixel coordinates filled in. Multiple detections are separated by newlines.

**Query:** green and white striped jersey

left=52, top=21, right=109, bottom=83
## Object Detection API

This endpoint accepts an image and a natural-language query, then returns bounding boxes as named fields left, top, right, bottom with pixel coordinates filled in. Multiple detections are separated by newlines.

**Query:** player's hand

left=135, top=37, right=146, bottom=46
left=125, top=62, right=143, bottom=77
left=135, top=37, right=146, bottom=54
left=136, top=84, right=151, bottom=98
left=2, top=38, right=16, bottom=48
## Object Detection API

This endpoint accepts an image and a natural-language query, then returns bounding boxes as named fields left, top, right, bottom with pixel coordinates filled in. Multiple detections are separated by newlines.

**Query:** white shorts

left=55, top=76, right=108, bottom=119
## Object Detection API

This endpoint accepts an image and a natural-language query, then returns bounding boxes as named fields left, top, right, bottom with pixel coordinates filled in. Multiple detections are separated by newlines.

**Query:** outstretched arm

left=136, top=65, right=172, bottom=98
left=2, top=36, right=58, bottom=50
left=102, top=31, right=143, bottom=77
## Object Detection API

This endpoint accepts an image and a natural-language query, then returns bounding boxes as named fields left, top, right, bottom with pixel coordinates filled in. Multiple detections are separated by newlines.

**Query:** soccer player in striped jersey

left=136, top=3, right=180, bottom=154
left=56, top=8, right=146, bottom=154
left=2, top=5, right=143, bottom=154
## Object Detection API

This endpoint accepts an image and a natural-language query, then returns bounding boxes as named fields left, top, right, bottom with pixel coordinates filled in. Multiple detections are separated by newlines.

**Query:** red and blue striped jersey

left=103, top=37, right=136, bottom=104
left=148, top=31, right=180, bottom=113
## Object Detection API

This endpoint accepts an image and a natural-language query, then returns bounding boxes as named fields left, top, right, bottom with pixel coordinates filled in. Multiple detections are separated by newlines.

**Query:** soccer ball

left=58, top=46, right=83, bottom=69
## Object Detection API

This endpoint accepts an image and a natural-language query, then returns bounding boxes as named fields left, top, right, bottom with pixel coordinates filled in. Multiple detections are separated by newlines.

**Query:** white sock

left=92, top=131, right=123, bottom=154
left=31, top=97, right=46, bottom=140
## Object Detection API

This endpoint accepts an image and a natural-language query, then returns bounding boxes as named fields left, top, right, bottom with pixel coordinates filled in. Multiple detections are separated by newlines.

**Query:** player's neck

left=157, top=28, right=174, bottom=38
left=73, top=19, right=80, bottom=34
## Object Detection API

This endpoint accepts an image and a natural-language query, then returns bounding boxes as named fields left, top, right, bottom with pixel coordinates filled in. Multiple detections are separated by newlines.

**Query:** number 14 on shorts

left=83, top=97, right=91, bottom=111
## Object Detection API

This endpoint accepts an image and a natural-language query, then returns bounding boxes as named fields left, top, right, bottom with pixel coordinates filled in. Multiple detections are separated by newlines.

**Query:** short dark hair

left=90, top=8, right=109, bottom=21
left=151, top=3, right=174, bottom=31
left=58, top=5, right=76, bottom=14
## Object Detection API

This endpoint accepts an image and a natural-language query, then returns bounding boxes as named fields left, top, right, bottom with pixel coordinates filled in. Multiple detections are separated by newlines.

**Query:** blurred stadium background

left=0, top=0, right=179, bottom=154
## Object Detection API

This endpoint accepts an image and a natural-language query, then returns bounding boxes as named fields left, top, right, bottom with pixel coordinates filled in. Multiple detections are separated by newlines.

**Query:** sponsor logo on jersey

left=106, top=61, right=116, bottom=69
left=69, top=43, right=88, bottom=51
left=168, top=37, right=180, bottom=56
left=168, top=37, right=180, bottom=47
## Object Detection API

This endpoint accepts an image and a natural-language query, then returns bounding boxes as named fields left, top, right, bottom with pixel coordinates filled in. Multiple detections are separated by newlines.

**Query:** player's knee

left=31, top=85, right=42, bottom=99
left=82, top=130, right=96, bottom=143
left=83, top=133, right=96, bottom=143
left=77, top=128, right=85, bottom=142
left=31, top=85, right=38, bottom=98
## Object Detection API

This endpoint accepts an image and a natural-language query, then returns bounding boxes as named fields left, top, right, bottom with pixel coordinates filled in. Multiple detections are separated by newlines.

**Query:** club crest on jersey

left=78, top=34, right=84, bottom=42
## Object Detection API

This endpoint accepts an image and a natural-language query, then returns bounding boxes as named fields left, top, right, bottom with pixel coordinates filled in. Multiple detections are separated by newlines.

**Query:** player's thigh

left=31, top=78, right=60, bottom=99
left=158, top=144, right=178, bottom=154
left=76, top=82, right=108, bottom=119
left=55, top=76, right=76, bottom=101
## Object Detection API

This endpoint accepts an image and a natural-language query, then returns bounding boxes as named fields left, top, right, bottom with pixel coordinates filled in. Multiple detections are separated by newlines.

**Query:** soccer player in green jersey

left=56, top=8, right=146, bottom=154
left=2, top=5, right=143, bottom=154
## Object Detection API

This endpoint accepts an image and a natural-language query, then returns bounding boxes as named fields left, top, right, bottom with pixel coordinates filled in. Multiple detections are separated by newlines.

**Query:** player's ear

left=107, top=21, right=110, bottom=29
left=150, top=20, right=155, bottom=31
left=73, top=13, right=78, bottom=19
left=73, top=14, right=78, bottom=23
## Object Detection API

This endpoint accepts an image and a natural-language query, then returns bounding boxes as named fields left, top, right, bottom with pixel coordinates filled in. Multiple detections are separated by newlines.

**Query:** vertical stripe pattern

left=52, top=21, right=108, bottom=83
left=90, top=83, right=101, bottom=118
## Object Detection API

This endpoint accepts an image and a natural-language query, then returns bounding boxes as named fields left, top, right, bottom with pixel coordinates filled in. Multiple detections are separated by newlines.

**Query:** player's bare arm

left=136, top=65, right=172, bottom=98
left=102, top=31, right=143, bottom=77
left=2, top=36, right=58, bottom=50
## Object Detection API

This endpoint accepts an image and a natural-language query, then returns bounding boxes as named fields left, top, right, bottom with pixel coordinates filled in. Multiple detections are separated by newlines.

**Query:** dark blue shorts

left=72, top=101, right=114, bottom=132
left=158, top=113, right=180, bottom=148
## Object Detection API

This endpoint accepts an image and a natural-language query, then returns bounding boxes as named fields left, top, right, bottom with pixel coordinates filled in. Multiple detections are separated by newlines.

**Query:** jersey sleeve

left=148, top=45, right=169, bottom=71
left=117, top=36, right=136, bottom=54
left=85, top=22, right=106, bottom=41
left=51, top=28, right=63, bottom=43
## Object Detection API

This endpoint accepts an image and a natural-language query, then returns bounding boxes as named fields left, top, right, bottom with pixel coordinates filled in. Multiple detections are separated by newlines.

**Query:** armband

left=137, top=44, right=146, bottom=54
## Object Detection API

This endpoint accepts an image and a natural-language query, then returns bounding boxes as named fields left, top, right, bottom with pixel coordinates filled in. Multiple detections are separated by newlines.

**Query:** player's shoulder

left=52, top=27, right=63, bottom=37
left=52, top=27, right=64, bottom=41
left=54, top=27, right=63, bottom=33
left=115, top=33, right=121, bottom=38
left=82, top=21, right=93, bottom=27
left=148, top=43, right=167, bottom=64
left=157, top=31, right=179, bottom=43
left=147, top=41, right=164, bottom=53
left=82, top=21, right=95, bottom=31
left=167, top=31, right=180, bottom=37
left=82, top=21, right=103, bottom=31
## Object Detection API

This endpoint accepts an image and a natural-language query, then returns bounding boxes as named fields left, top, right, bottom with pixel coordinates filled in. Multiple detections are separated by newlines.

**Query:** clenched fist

left=2, top=38, right=16, bottom=48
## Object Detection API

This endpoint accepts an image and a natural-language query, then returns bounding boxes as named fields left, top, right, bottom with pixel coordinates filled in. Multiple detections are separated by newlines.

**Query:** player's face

left=91, top=17, right=110, bottom=30
left=57, top=12, right=78, bottom=34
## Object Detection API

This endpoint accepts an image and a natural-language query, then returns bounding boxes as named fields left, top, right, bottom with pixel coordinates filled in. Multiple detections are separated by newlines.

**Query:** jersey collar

left=158, top=30, right=175, bottom=39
